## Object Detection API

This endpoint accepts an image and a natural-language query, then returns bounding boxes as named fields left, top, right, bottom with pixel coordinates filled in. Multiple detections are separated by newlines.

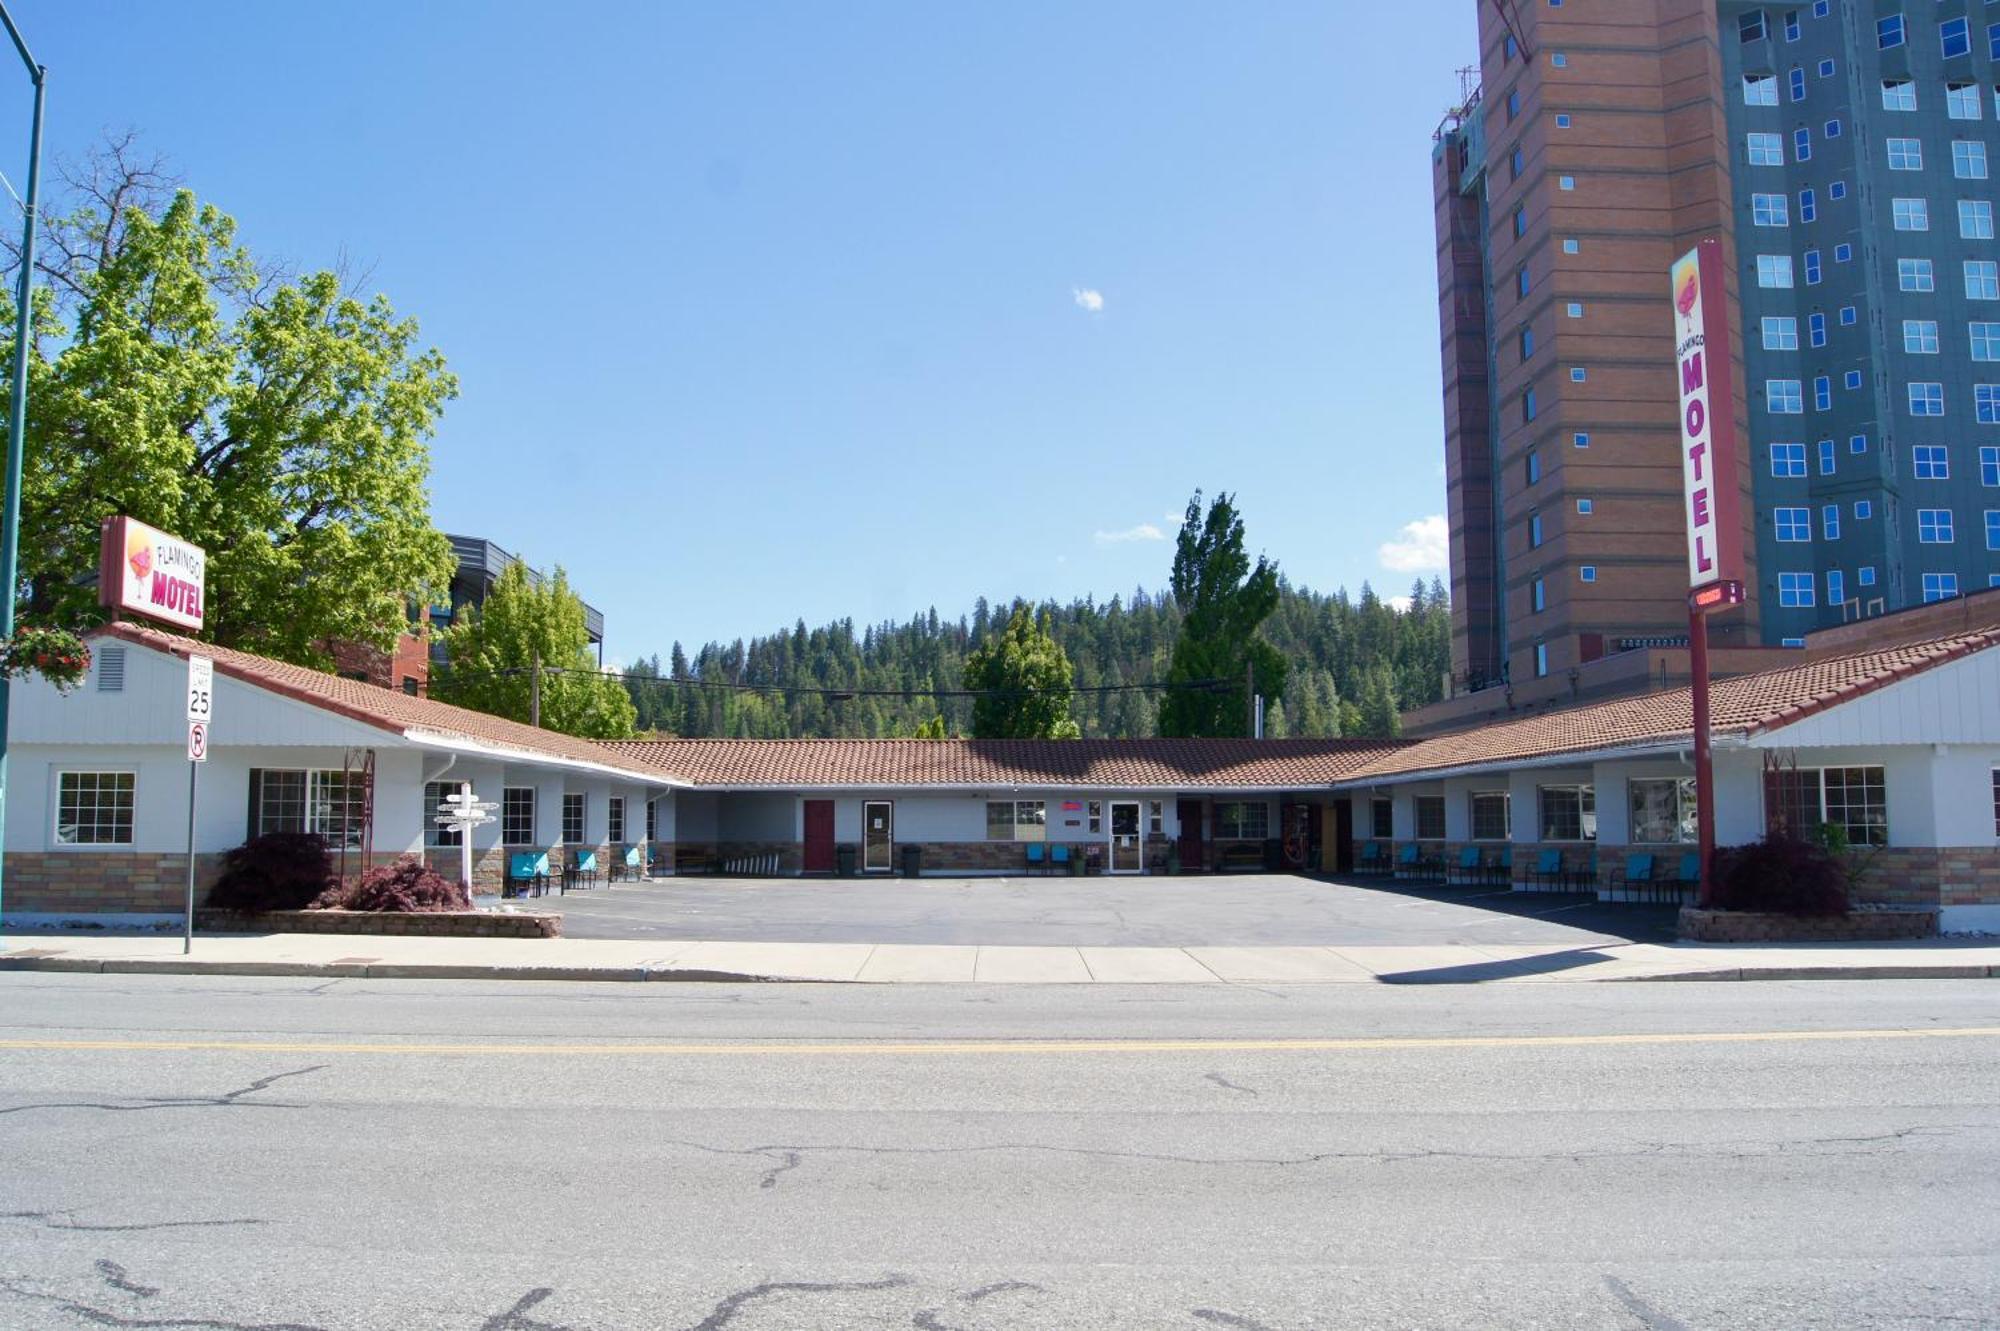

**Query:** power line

left=433, top=660, right=1233, bottom=701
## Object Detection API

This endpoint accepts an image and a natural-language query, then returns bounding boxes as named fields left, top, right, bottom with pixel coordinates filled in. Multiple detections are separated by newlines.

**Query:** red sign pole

left=1689, top=603, right=1716, bottom=907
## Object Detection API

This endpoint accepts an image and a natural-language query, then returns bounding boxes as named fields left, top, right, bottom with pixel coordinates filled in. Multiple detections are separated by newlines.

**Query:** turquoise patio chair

left=506, top=851, right=549, bottom=899
left=1530, top=848, right=1564, bottom=890
left=1355, top=841, right=1383, bottom=875
left=1676, top=851, right=1702, bottom=893
left=1050, top=845, right=1071, bottom=874
left=1025, top=844, right=1046, bottom=874
left=1494, top=845, right=1514, bottom=887
left=1616, top=852, right=1654, bottom=896
left=1395, top=843, right=1421, bottom=880
left=1451, top=845, right=1482, bottom=885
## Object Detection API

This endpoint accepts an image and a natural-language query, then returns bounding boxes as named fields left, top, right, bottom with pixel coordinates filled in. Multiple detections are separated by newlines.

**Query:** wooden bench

left=1216, top=843, right=1266, bottom=873
left=674, top=848, right=715, bottom=876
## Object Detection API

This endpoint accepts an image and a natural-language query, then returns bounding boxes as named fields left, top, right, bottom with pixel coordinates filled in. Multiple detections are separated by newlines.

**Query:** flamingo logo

left=1675, top=270, right=1700, bottom=319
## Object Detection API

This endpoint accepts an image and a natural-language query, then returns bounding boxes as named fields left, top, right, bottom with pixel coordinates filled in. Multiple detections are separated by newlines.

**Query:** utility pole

left=0, top=2, right=46, bottom=929
left=530, top=651, right=542, bottom=728
left=1245, top=660, right=1255, bottom=738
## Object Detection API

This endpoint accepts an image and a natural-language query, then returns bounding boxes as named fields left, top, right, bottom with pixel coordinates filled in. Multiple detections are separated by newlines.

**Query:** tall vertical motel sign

left=1672, top=241, right=1745, bottom=907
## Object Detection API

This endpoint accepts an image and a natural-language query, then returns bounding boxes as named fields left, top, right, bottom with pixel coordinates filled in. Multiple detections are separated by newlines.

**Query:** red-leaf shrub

left=312, top=856, right=471, bottom=913
left=1711, top=832, right=1850, bottom=916
left=205, top=833, right=335, bottom=911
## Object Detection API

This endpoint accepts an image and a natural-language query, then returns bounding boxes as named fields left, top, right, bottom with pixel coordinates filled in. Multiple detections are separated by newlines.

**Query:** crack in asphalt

left=659, top=1123, right=1969, bottom=1190
left=0, top=1276, right=329, bottom=1331
left=0, top=1212, right=264, bottom=1234
left=910, top=1278, right=1045, bottom=1329
left=1203, top=1072, right=1259, bottom=1096
left=682, top=1276, right=913, bottom=1331
left=480, top=1288, right=582, bottom=1331
left=1603, top=1275, right=1690, bottom=1331
left=1192, top=1311, right=1278, bottom=1331
left=96, top=1262, right=159, bottom=1299
left=0, top=1066, right=327, bottom=1118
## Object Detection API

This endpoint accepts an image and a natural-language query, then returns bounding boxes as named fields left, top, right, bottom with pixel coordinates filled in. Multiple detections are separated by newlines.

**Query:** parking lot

left=537, top=872, right=1678, bottom=947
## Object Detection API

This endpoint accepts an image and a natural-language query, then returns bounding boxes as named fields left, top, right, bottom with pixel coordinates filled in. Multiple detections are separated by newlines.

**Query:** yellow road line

left=0, top=1027, right=1995, bottom=1058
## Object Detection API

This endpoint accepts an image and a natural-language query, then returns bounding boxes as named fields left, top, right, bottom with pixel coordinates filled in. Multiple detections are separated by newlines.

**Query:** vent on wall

left=95, top=645, right=126, bottom=692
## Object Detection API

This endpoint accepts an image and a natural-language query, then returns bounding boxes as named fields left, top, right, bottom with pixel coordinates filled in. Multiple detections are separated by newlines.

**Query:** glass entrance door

left=1110, top=801, right=1143, bottom=873
left=863, top=801, right=893, bottom=872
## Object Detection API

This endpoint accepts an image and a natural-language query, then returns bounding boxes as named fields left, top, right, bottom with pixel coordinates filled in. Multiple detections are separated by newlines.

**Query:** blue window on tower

left=1814, top=375, right=1832, bottom=410
left=1769, top=379, right=1805, bottom=413
left=1834, top=242, right=1853, bottom=262
left=1814, top=1, right=1828, bottom=17
left=1804, top=249, right=1822, bottom=284
left=1914, top=444, right=1950, bottom=479
left=1810, top=312, right=1827, bottom=346
left=1771, top=442, right=1808, bottom=476
left=1979, top=385, right=2000, bottom=423
left=1799, top=187, right=1816, bottom=222
left=1827, top=569, right=1846, bottom=606
left=1762, top=316, right=1798, bottom=349
left=1878, top=14, right=1905, bottom=49
left=1840, top=305, right=1858, bottom=325
left=1987, top=510, right=2000, bottom=551
left=1844, top=370, right=1863, bottom=390
left=1794, top=127, right=1812, bottom=160
left=1740, top=10, right=1767, bottom=42
left=1858, top=564, right=1877, bottom=585
left=1518, top=267, right=1531, bottom=298
left=1856, top=499, right=1874, bottom=520
left=1778, top=572, right=1816, bottom=606
left=1942, top=16, right=1971, bottom=59
left=1983, top=446, right=2000, bottom=486
left=1785, top=9, right=1800, bottom=41
left=1523, top=387, right=1537, bottom=421
left=1850, top=433, right=1869, bottom=454
left=1818, top=439, right=1836, bottom=473
left=1818, top=56, right=1833, bottom=75
left=1909, top=382, right=1945, bottom=416
left=1824, top=119, right=1841, bottom=138
left=1918, top=509, right=1954, bottom=543
left=1822, top=504, right=1841, bottom=539
left=1775, top=507, right=1812, bottom=541
left=1829, top=180, right=1847, bottom=200
left=1790, top=67, right=1807, bottom=101
left=1923, top=572, right=1960, bottom=601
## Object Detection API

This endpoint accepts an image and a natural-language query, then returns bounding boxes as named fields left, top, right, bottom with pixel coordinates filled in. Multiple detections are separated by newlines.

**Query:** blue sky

left=16, top=1, right=1470, bottom=662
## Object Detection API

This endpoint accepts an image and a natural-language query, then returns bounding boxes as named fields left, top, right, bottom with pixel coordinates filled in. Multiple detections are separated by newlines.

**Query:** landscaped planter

left=1677, top=906, right=1936, bottom=942
left=196, top=909, right=562, bottom=939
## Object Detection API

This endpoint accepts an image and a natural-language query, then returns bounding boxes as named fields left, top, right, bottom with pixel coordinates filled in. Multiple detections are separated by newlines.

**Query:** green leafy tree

left=433, top=563, right=636, bottom=739
left=1157, top=491, right=1289, bottom=737
left=3, top=141, right=456, bottom=662
left=962, top=603, right=1082, bottom=739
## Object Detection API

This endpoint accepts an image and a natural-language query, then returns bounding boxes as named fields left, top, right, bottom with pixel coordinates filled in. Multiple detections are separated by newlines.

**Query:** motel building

left=4, top=601, right=2000, bottom=934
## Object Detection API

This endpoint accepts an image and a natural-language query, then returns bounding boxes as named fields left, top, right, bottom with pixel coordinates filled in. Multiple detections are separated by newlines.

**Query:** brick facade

left=3, top=851, right=229, bottom=914
left=196, top=909, right=562, bottom=938
left=1678, top=906, right=1937, bottom=943
left=1853, top=848, right=2000, bottom=910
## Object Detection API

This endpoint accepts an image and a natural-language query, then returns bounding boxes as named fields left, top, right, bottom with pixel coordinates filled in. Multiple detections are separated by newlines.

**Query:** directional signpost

left=435, top=786, right=497, bottom=894
left=183, top=655, right=213, bottom=953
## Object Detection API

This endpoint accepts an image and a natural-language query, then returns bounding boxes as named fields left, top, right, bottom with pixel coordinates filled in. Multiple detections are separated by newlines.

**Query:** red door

left=803, top=800, right=836, bottom=873
left=1177, top=800, right=1205, bottom=870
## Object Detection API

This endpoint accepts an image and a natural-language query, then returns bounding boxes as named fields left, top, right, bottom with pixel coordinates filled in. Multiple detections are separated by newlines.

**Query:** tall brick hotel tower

left=1432, top=0, right=2000, bottom=707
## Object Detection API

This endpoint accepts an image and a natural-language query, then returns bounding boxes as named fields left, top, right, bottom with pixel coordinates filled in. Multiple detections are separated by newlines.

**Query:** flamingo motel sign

left=98, top=516, right=207, bottom=631
left=1672, top=241, right=1746, bottom=613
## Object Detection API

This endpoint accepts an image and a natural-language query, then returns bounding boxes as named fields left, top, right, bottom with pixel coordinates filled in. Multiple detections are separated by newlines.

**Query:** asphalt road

left=1, top=973, right=1996, bottom=1330
left=542, top=873, right=1680, bottom=945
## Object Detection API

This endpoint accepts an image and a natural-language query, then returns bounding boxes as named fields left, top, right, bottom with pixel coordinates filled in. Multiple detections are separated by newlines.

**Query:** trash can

left=835, top=844, right=857, bottom=878
left=1262, top=838, right=1284, bottom=871
left=1067, top=850, right=1083, bottom=877
left=901, top=844, right=923, bottom=878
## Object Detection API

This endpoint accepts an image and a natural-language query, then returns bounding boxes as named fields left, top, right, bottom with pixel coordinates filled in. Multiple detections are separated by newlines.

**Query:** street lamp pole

left=0, top=1, right=46, bottom=929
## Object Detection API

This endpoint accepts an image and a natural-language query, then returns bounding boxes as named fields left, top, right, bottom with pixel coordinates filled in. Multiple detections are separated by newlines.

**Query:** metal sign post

left=183, top=656, right=212, bottom=953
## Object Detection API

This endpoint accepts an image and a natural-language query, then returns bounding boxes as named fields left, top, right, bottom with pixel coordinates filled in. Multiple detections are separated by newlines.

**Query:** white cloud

left=1378, top=514, right=1449, bottom=573
left=1072, top=286, right=1105, bottom=313
left=1094, top=523, right=1165, bottom=546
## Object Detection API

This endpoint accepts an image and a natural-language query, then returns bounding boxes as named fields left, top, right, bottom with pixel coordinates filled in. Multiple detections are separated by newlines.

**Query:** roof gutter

left=1328, top=733, right=1752, bottom=790
left=398, top=729, right=690, bottom=789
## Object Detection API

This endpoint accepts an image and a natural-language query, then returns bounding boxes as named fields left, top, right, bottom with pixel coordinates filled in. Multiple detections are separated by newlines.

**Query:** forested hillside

left=621, top=578, right=1451, bottom=740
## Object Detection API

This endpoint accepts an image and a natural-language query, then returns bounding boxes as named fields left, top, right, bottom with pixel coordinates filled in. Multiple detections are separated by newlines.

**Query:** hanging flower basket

left=2, top=625, right=92, bottom=694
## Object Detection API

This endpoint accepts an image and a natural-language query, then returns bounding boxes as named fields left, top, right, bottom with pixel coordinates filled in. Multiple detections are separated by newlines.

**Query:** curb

left=0, top=956, right=1992, bottom=984
left=0, top=957, right=790, bottom=984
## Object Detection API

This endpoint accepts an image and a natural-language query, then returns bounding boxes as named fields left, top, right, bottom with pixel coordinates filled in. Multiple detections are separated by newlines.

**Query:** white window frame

left=53, top=770, right=137, bottom=847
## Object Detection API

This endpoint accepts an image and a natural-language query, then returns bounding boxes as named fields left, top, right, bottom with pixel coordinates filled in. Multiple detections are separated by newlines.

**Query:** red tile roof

left=94, top=623, right=685, bottom=784
left=598, top=737, right=1408, bottom=789
left=1338, top=627, right=2000, bottom=783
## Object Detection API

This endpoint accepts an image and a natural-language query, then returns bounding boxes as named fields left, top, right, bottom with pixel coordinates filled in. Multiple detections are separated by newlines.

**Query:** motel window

left=1148, top=801, right=1163, bottom=836
left=608, top=797, right=625, bottom=845
left=55, top=771, right=135, bottom=846
left=562, top=792, right=586, bottom=844
left=1765, top=766, right=1887, bottom=846
left=1628, top=777, right=1697, bottom=844
left=1882, top=78, right=1915, bottom=111
left=1745, top=74, right=1778, bottom=105
left=1214, top=802, right=1269, bottom=840
left=249, top=769, right=365, bottom=848
left=1964, top=201, right=1996, bottom=240
left=1991, top=770, right=1999, bottom=837
left=1538, top=785, right=1597, bottom=842
left=986, top=801, right=1047, bottom=842
left=1370, top=797, right=1394, bottom=840
left=1470, top=792, right=1511, bottom=841
left=1886, top=137, right=1921, bottom=171
left=424, top=781, right=463, bottom=848
left=502, top=788, right=536, bottom=846
left=1088, top=800, right=1102, bottom=833
left=1413, top=796, right=1446, bottom=842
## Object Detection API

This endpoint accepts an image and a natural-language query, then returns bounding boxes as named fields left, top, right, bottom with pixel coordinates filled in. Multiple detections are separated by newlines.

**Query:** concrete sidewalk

left=2, top=931, right=1997, bottom=984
